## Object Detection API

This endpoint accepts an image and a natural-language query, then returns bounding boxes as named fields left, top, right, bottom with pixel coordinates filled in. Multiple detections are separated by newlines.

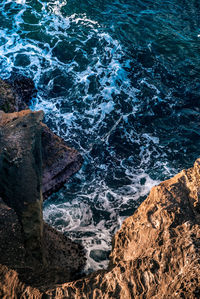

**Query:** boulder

left=41, top=123, right=83, bottom=198
left=0, top=79, right=17, bottom=112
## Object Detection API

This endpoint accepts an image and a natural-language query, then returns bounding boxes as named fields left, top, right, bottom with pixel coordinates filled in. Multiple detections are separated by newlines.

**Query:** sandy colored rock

left=45, top=159, right=200, bottom=298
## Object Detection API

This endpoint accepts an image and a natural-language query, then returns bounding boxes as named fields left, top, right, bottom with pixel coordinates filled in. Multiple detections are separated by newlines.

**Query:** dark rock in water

left=90, top=250, right=110, bottom=263
left=0, top=75, right=36, bottom=112
left=0, top=77, right=83, bottom=198
left=5, top=73, right=37, bottom=110
left=41, top=123, right=83, bottom=198
left=0, top=196, right=86, bottom=294
left=0, top=109, right=44, bottom=263
left=0, top=79, right=16, bottom=112
left=0, top=110, right=86, bottom=294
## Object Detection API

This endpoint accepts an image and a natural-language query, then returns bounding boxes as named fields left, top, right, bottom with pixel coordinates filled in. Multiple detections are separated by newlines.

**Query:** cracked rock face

left=45, top=159, right=200, bottom=298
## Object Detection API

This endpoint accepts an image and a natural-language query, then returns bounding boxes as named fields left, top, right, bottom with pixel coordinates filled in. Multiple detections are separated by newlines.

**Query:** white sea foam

left=0, top=0, right=175, bottom=272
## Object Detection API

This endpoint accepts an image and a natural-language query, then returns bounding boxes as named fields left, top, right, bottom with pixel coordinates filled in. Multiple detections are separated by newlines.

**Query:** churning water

left=1, top=0, right=200, bottom=272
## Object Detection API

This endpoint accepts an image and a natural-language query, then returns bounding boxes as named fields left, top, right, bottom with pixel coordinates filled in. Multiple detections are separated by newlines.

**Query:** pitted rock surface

left=45, top=159, right=200, bottom=298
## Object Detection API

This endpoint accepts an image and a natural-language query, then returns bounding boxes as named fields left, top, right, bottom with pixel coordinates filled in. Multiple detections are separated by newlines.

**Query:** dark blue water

left=0, top=0, right=200, bottom=272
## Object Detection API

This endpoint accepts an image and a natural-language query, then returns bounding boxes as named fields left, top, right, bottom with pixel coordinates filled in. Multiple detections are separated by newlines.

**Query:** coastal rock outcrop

left=45, top=159, right=200, bottom=298
left=0, top=110, right=86, bottom=296
left=0, top=76, right=36, bottom=112
left=41, top=123, right=83, bottom=198
left=0, top=109, right=44, bottom=263
left=1, top=77, right=200, bottom=297
left=0, top=77, right=83, bottom=198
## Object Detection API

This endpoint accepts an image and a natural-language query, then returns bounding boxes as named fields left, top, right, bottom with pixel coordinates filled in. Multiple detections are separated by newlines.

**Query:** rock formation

left=44, top=159, right=200, bottom=298
left=0, top=110, right=44, bottom=263
left=1, top=156, right=200, bottom=298
left=0, top=110, right=86, bottom=296
left=41, top=123, right=83, bottom=198
left=0, top=77, right=83, bottom=198
left=0, top=76, right=200, bottom=298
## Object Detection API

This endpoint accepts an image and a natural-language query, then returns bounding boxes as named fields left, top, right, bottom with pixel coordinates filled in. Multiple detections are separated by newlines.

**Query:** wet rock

left=0, top=110, right=86, bottom=295
left=0, top=79, right=16, bottom=112
left=0, top=109, right=44, bottom=263
left=41, top=123, right=83, bottom=198
left=0, top=75, right=36, bottom=112
left=0, top=198, right=86, bottom=296
left=90, top=250, right=110, bottom=263
left=0, top=77, right=83, bottom=198
left=5, top=73, right=37, bottom=110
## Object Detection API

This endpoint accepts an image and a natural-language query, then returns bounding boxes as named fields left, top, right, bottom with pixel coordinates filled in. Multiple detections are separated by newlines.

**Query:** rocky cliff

left=0, top=110, right=86, bottom=294
left=44, top=159, right=200, bottom=298
left=1, top=155, right=200, bottom=298
left=0, top=77, right=83, bottom=197
left=0, top=77, right=200, bottom=298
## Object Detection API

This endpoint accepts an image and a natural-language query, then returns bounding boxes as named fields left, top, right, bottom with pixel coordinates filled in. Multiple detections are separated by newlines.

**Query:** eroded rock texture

left=0, top=77, right=83, bottom=198
left=41, top=123, right=83, bottom=198
left=45, top=159, right=200, bottom=298
left=0, top=76, right=36, bottom=112
left=0, top=110, right=44, bottom=263
left=0, top=110, right=86, bottom=297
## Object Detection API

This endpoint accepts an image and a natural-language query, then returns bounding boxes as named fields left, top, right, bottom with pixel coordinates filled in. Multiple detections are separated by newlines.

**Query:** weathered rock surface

left=1, top=76, right=200, bottom=297
left=0, top=109, right=44, bottom=263
left=0, top=79, right=17, bottom=112
left=0, top=195, right=86, bottom=294
left=44, top=159, right=200, bottom=298
left=0, top=76, right=36, bottom=112
left=41, top=123, right=83, bottom=198
left=0, top=110, right=86, bottom=296
left=0, top=77, right=83, bottom=198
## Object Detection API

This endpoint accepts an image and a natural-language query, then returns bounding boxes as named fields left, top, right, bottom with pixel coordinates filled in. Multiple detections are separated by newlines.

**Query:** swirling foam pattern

left=0, top=0, right=200, bottom=272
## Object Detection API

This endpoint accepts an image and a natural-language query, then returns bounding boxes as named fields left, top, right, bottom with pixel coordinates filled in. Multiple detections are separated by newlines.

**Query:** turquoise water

left=0, top=0, right=200, bottom=272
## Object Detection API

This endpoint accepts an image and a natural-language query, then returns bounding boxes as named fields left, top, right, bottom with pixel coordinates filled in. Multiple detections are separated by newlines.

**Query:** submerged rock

left=6, top=73, right=37, bottom=110
left=0, top=79, right=16, bottom=112
left=0, top=75, right=36, bottom=113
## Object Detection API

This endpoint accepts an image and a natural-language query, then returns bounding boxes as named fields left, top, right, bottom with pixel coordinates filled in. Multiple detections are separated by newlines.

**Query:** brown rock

left=0, top=77, right=83, bottom=198
left=0, top=196, right=86, bottom=294
left=41, top=123, right=83, bottom=198
left=0, top=109, right=44, bottom=263
left=45, top=159, right=200, bottom=298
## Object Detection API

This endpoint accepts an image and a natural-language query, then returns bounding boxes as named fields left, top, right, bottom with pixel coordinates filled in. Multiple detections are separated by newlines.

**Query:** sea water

left=0, top=0, right=200, bottom=272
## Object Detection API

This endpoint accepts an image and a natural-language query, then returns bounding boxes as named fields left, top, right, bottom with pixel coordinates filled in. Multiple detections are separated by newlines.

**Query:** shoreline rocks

left=0, top=109, right=86, bottom=295
left=0, top=110, right=44, bottom=263
left=45, top=159, right=200, bottom=298
left=0, top=77, right=83, bottom=199
left=0, top=76, right=200, bottom=298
